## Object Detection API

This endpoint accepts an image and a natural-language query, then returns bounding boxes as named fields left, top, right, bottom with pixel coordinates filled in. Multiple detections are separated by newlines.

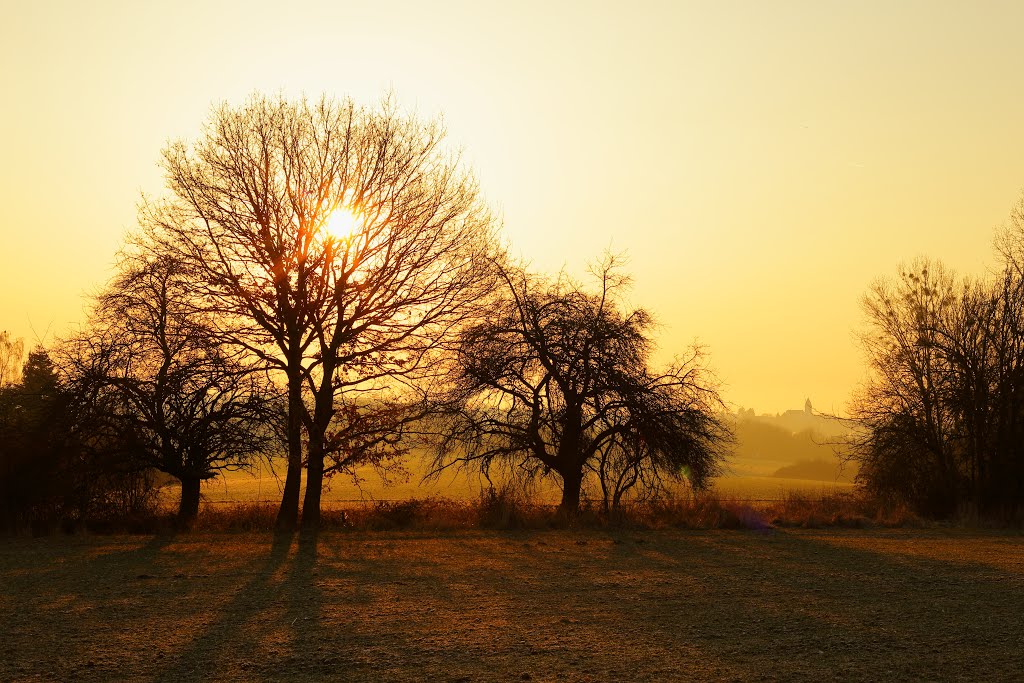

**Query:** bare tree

left=434, top=257, right=729, bottom=513
left=62, top=251, right=278, bottom=523
left=849, top=261, right=960, bottom=512
left=141, top=94, right=499, bottom=529
left=851, top=251, right=1024, bottom=517
left=0, top=331, right=24, bottom=387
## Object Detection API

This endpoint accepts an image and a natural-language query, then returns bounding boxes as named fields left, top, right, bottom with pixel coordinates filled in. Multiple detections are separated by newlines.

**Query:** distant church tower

left=804, top=398, right=813, bottom=415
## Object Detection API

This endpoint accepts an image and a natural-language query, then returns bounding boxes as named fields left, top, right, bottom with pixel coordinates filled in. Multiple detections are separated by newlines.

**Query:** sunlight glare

left=325, top=206, right=362, bottom=240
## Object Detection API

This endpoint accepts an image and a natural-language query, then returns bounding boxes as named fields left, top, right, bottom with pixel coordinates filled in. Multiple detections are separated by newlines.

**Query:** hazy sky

left=3, top=1, right=1023, bottom=414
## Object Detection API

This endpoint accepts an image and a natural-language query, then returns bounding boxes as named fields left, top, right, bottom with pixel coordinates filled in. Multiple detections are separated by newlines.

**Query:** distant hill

left=727, top=400, right=857, bottom=483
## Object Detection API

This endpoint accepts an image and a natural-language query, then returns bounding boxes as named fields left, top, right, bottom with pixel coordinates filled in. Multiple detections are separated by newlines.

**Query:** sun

left=324, top=206, right=361, bottom=240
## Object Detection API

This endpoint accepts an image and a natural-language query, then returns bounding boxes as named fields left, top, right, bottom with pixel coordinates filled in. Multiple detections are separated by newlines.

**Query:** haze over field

left=199, top=400, right=854, bottom=505
left=5, top=1, right=1024, bottom=415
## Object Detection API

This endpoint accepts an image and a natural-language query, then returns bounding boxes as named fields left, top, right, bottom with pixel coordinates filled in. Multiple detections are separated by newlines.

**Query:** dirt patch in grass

left=1, top=529, right=1022, bottom=681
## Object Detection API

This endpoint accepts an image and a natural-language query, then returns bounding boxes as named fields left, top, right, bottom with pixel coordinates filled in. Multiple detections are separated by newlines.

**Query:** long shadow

left=270, top=530, right=330, bottom=678
left=166, top=528, right=465, bottom=680
left=228, top=529, right=713, bottom=681
left=270, top=530, right=463, bottom=680
left=12, top=528, right=1022, bottom=681
left=415, top=531, right=745, bottom=680
left=409, top=529, right=1024, bottom=680
left=155, top=531, right=295, bottom=682
left=155, top=529, right=412, bottom=681
left=0, top=531, right=178, bottom=584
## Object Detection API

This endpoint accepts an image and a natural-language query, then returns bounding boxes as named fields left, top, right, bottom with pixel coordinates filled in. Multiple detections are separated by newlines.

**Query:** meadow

left=2, top=528, right=1021, bottom=681
left=195, top=455, right=854, bottom=508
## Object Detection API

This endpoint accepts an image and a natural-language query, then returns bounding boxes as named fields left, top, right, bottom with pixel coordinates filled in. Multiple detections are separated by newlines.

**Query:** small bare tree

left=0, top=331, right=24, bottom=387
left=62, top=252, right=278, bottom=523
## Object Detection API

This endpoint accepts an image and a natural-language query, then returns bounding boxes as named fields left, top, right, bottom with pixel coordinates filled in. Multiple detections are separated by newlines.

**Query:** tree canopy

left=851, top=212, right=1024, bottom=517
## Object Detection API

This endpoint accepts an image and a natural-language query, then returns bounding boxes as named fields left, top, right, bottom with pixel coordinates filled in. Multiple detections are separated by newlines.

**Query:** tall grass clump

left=195, top=502, right=279, bottom=532
left=631, top=493, right=768, bottom=530
left=764, top=490, right=921, bottom=528
left=347, top=498, right=473, bottom=531
left=476, top=485, right=535, bottom=529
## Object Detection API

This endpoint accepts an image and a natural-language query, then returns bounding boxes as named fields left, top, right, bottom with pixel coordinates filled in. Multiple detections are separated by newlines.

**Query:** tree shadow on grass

left=271, top=530, right=464, bottom=680
left=155, top=531, right=296, bottom=682
left=10, top=529, right=1023, bottom=682
left=154, top=530, right=431, bottom=681
left=397, top=529, right=1024, bottom=681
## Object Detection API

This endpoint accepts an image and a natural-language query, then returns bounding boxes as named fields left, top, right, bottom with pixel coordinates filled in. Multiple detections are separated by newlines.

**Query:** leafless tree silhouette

left=851, top=230, right=1024, bottom=516
left=61, top=251, right=279, bottom=523
left=0, top=332, right=24, bottom=387
left=433, top=256, right=729, bottom=513
left=140, top=94, right=499, bottom=529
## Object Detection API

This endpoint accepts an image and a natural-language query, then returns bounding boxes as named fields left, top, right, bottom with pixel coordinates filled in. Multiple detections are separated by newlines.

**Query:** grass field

left=2, top=528, right=1022, bottom=681
left=196, top=459, right=854, bottom=506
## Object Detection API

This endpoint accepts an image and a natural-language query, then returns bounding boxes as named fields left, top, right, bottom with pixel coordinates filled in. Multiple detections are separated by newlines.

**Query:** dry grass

left=45, top=489, right=925, bottom=536
left=188, top=490, right=917, bottom=533
left=761, top=490, right=922, bottom=529
left=2, top=528, right=1023, bottom=681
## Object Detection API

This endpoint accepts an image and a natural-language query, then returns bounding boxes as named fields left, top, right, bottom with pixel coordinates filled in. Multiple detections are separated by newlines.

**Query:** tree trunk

left=177, top=476, right=201, bottom=525
left=556, top=409, right=584, bottom=514
left=301, top=435, right=325, bottom=531
left=301, top=368, right=338, bottom=532
left=277, top=453, right=302, bottom=531
left=275, top=371, right=304, bottom=532
left=559, top=469, right=583, bottom=514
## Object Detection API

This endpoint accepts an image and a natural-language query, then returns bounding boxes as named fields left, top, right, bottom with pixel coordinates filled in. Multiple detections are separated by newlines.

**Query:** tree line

left=6, top=92, right=1020, bottom=528
left=0, top=94, right=729, bottom=532
left=850, top=199, right=1024, bottom=518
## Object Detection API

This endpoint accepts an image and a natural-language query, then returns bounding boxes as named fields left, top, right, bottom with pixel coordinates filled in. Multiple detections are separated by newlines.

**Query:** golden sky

left=2, top=1, right=1023, bottom=414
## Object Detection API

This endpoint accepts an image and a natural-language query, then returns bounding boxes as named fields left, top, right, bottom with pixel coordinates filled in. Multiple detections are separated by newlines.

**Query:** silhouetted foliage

left=0, top=348, right=159, bottom=531
left=0, top=349, right=67, bottom=528
left=434, top=257, right=730, bottom=513
left=139, top=94, right=500, bottom=530
left=851, top=211, right=1024, bottom=518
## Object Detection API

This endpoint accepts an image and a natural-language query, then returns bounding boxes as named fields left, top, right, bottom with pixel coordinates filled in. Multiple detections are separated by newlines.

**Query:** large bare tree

left=141, top=94, right=498, bottom=529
